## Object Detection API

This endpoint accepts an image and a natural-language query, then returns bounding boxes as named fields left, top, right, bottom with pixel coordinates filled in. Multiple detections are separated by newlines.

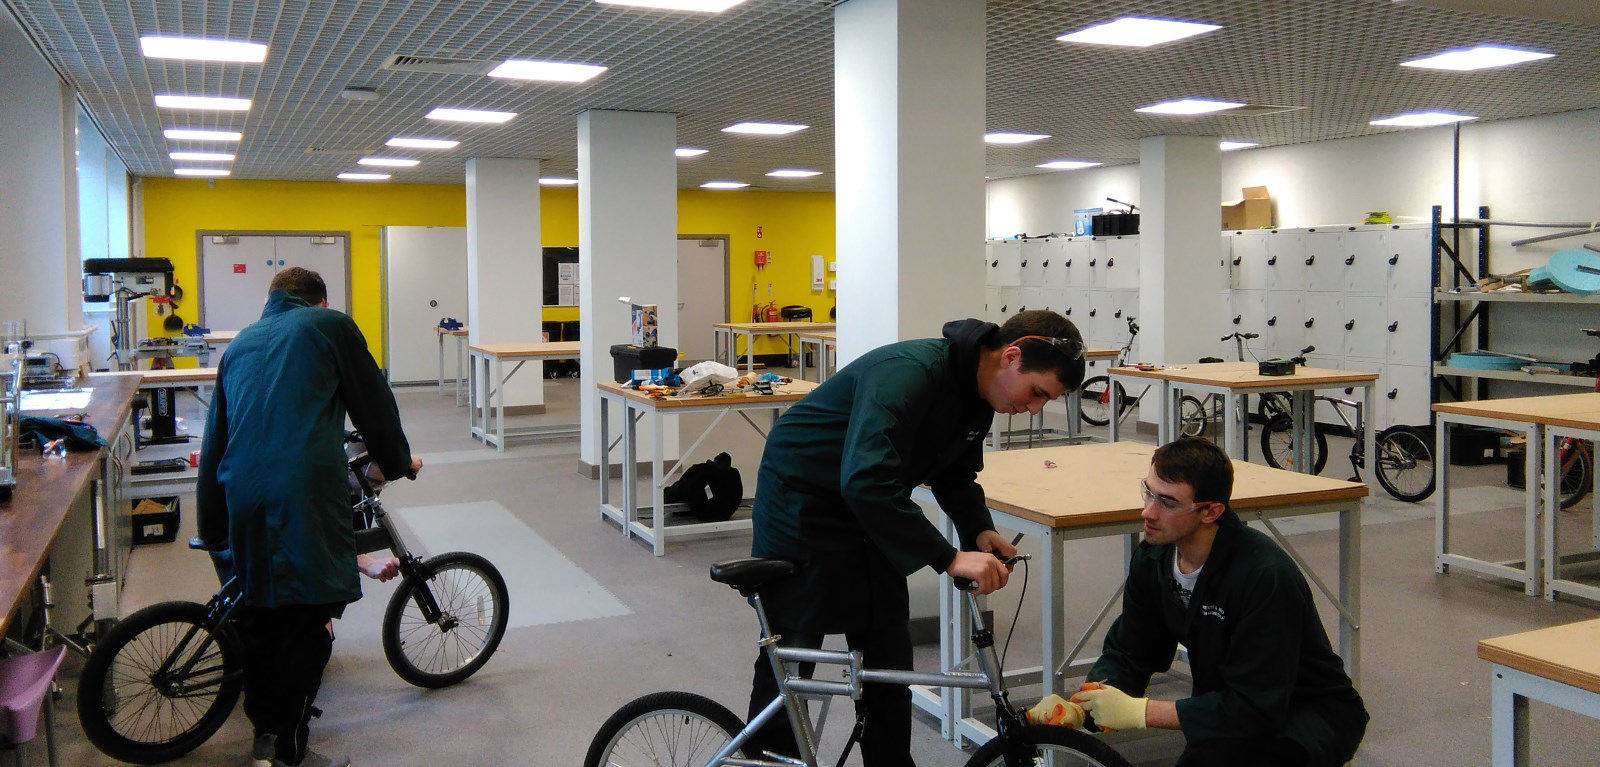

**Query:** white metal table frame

left=435, top=327, right=469, bottom=404
left=1434, top=410, right=1543, bottom=596
left=467, top=345, right=580, bottom=451
left=989, top=350, right=1121, bottom=450
left=796, top=333, right=836, bottom=383
left=1108, top=369, right=1377, bottom=494
left=1542, top=422, right=1600, bottom=603
left=596, top=386, right=803, bottom=556
left=1489, top=663, right=1600, bottom=766
left=714, top=323, right=835, bottom=375
left=912, top=491, right=1364, bottom=747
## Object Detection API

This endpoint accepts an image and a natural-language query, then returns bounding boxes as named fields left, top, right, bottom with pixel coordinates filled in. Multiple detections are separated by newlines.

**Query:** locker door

left=1018, top=240, right=1046, bottom=286
left=275, top=235, right=350, bottom=313
left=995, top=286, right=1019, bottom=320
left=1264, top=231, right=1306, bottom=292
left=1217, top=235, right=1236, bottom=288
left=1110, top=290, right=1138, bottom=338
left=1385, top=227, right=1435, bottom=299
left=1062, top=239, right=1090, bottom=286
left=201, top=235, right=277, bottom=330
left=1262, top=294, right=1305, bottom=357
left=1018, top=286, right=1044, bottom=315
left=1214, top=291, right=1238, bottom=355
left=992, top=240, right=1023, bottom=286
left=1087, top=240, right=1112, bottom=289
left=1103, top=237, right=1139, bottom=290
left=984, top=286, right=1003, bottom=323
left=1304, top=293, right=1344, bottom=356
left=1088, top=290, right=1117, bottom=343
left=1341, top=295, right=1386, bottom=361
left=983, top=242, right=1000, bottom=286
left=1385, top=297, right=1430, bottom=365
left=1303, top=230, right=1346, bottom=293
left=1382, top=363, right=1432, bottom=428
left=1041, top=240, right=1070, bottom=288
left=1230, top=289, right=1268, bottom=341
left=1344, top=229, right=1389, bottom=296
left=1231, top=234, right=1271, bottom=290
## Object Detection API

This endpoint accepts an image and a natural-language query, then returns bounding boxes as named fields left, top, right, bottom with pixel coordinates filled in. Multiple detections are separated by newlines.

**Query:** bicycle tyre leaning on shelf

left=1373, top=425, right=1436, bottom=503
left=382, top=551, right=510, bottom=688
left=1078, top=376, right=1127, bottom=427
left=1259, top=414, right=1329, bottom=475
left=963, top=724, right=1133, bottom=767
left=77, top=601, right=243, bottom=764
left=1178, top=395, right=1208, bottom=438
left=583, top=690, right=751, bottom=767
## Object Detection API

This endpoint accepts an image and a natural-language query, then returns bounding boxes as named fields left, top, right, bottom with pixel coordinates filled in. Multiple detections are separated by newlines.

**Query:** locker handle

left=1344, top=319, right=1355, bottom=330
left=1114, top=309, right=1122, bottom=318
left=1042, top=259, right=1049, bottom=268
left=1305, top=255, right=1315, bottom=265
left=990, top=260, right=997, bottom=267
left=1000, top=304, right=1007, bottom=312
left=1268, top=256, right=1277, bottom=266
left=1089, top=258, right=1097, bottom=267
left=1388, top=321, right=1398, bottom=332
left=1388, top=254, right=1399, bottom=266
left=1065, top=259, right=1072, bottom=267
left=1107, top=258, right=1115, bottom=267
left=1267, top=316, right=1277, bottom=326
left=1065, top=307, right=1071, bottom=315
left=1304, top=318, right=1315, bottom=328
left=1344, top=254, right=1355, bottom=266
left=1344, top=387, right=1354, bottom=395
left=1020, top=259, right=1028, bottom=267
left=1232, top=257, right=1241, bottom=266
left=1089, top=309, right=1097, bottom=317
left=1232, top=315, right=1241, bottom=325
left=1387, top=389, right=1398, bottom=399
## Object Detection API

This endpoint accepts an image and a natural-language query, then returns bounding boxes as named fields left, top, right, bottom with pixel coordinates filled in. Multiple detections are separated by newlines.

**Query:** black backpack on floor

left=663, top=452, right=743, bottom=522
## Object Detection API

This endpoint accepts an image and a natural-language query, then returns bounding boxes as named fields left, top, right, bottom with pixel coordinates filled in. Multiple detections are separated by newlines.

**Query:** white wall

left=986, top=165, right=1139, bottom=239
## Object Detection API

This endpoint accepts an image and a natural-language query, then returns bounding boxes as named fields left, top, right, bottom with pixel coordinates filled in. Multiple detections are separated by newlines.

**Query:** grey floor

left=48, top=371, right=1600, bottom=766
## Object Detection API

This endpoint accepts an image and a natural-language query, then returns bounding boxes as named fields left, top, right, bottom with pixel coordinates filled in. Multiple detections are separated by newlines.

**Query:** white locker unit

left=1041, top=240, right=1071, bottom=288
left=1085, top=240, right=1111, bottom=289
left=1265, top=232, right=1307, bottom=292
left=1063, top=239, right=1091, bottom=287
left=1103, top=237, right=1139, bottom=290
left=1384, top=297, right=1430, bottom=364
left=1382, top=228, right=1434, bottom=300
left=995, top=286, right=1019, bottom=320
left=1017, top=240, right=1047, bottom=286
left=1088, top=290, right=1118, bottom=344
left=1302, top=292, right=1344, bottom=358
left=1380, top=363, right=1433, bottom=427
left=984, top=286, right=1002, bottom=324
left=1304, top=230, right=1354, bottom=294
left=990, top=240, right=1023, bottom=287
left=1262, top=295, right=1305, bottom=356
left=1231, top=233, right=1272, bottom=291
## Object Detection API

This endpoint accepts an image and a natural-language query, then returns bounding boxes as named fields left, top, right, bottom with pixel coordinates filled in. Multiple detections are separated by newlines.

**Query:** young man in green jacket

left=198, top=268, right=418, bottom=767
left=746, top=310, right=1086, bottom=765
left=1070, top=437, right=1368, bottom=766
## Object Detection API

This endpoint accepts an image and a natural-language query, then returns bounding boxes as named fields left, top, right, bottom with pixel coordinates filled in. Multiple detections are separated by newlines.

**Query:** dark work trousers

left=745, top=548, right=915, bottom=767
left=236, top=604, right=336, bottom=765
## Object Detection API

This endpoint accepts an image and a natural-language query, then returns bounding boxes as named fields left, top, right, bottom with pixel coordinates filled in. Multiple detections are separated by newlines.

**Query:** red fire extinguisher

left=763, top=301, right=780, bottom=323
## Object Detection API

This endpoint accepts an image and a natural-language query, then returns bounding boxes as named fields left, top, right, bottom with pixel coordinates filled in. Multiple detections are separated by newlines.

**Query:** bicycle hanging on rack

left=585, top=555, right=1131, bottom=767
left=76, top=434, right=510, bottom=764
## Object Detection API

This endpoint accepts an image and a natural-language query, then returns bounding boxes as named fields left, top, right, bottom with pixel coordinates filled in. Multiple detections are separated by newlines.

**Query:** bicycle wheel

left=583, top=690, right=750, bottom=767
left=1078, top=376, right=1126, bottom=427
left=1256, top=391, right=1292, bottom=422
left=76, top=601, right=242, bottom=764
left=1177, top=395, right=1207, bottom=438
left=1558, top=438, right=1592, bottom=510
left=382, top=551, right=510, bottom=688
left=1374, top=425, right=1436, bottom=503
left=964, top=724, right=1132, bottom=767
left=1259, top=414, right=1328, bottom=474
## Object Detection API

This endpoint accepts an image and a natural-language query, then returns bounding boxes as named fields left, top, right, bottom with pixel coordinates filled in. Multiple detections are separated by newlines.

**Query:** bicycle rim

left=963, top=725, right=1131, bottom=767
left=385, top=552, right=508, bottom=687
left=1376, top=427, right=1435, bottom=502
left=599, top=707, right=738, bottom=766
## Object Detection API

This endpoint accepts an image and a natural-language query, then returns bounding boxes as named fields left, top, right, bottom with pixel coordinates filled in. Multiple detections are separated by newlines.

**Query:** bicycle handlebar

left=1220, top=332, right=1259, bottom=341
left=951, top=553, right=1030, bottom=592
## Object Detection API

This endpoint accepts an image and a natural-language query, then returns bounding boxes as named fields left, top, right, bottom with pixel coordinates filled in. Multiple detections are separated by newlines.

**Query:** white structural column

left=834, top=0, right=985, bottom=365
left=577, top=110, right=679, bottom=468
left=1138, top=136, right=1226, bottom=379
left=466, top=157, right=544, bottom=406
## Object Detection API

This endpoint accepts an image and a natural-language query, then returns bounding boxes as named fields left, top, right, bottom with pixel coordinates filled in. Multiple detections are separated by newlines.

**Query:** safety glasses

left=1011, top=334, right=1086, bottom=361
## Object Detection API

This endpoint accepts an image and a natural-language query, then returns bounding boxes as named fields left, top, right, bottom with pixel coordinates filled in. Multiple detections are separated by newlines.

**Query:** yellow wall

left=142, top=179, right=834, bottom=359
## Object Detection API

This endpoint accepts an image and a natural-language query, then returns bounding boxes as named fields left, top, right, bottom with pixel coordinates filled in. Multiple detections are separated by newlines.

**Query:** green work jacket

left=197, top=291, right=412, bottom=608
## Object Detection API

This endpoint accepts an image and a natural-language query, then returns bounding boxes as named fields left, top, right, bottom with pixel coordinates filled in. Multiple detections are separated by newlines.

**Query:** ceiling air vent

left=381, top=54, right=495, bottom=76
left=1222, top=104, right=1306, bottom=117
left=304, top=147, right=372, bottom=156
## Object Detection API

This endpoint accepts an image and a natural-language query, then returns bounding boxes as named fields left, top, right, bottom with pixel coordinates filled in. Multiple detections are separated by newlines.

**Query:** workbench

left=990, top=347, right=1121, bottom=449
left=713, top=321, right=836, bottom=375
left=434, top=325, right=469, bottom=404
left=467, top=341, right=581, bottom=451
left=795, top=329, right=836, bottom=383
left=1479, top=618, right=1600, bottom=766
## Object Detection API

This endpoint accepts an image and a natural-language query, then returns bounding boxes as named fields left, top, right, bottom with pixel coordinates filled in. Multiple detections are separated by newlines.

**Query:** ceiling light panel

left=139, top=35, right=267, bottom=63
left=174, top=168, right=229, bottom=176
left=766, top=169, right=821, bottom=177
left=427, top=108, right=517, bottom=123
left=985, top=132, right=1050, bottom=144
left=358, top=157, right=420, bottom=167
left=1219, top=141, right=1258, bottom=151
left=387, top=137, right=459, bottom=149
left=170, top=151, right=234, bottom=161
left=539, top=177, right=579, bottom=185
left=338, top=172, right=391, bottom=181
left=488, top=59, right=607, bottom=82
left=1401, top=44, right=1553, bottom=71
left=597, top=0, right=749, bottom=11
left=1369, top=111, right=1477, bottom=127
left=675, top=147, right=708, bottom=157
left=1135, top=98, right=1244, bottom=115
left=1057, top=17, right=1221, bottom=47
left=164, top=129, right=241, bottom=142
left=1035, top=160, right=1101, bottom=170
left=722, top=122, right=807, bottom=135
left=155, top=95, right=251, bottom=111
left=701, top=181, right=749, bottom=189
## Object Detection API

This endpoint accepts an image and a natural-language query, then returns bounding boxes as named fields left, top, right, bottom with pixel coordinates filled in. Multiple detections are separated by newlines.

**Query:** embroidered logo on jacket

left=965, top=429, right=983, bottom=441
left=1200, top=604, right=1225, bottom=620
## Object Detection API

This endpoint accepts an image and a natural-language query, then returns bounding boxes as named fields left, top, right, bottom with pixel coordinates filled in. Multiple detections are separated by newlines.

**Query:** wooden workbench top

left=977, top=441, right=1368, bottom=529
left=468, top=341, right=581, bottom=358
left=796, top=329, right=837, bottom=342
left=1478, top=619, right=1600, bottom=694
left=102, top=367, right=220, bottom=384
left=1, top=374, right=141, bottom=634
left=1109, top=361, right=1378, bottom=390
left=1085, top=347, right=1119, bottom=359
left=433, top=326, right=468, bottom=336
left=1433, top=392, right=1600, bottom=426
left=597, top=378, right=818, bottom=408
left=714, top=321, right=837, bottom=333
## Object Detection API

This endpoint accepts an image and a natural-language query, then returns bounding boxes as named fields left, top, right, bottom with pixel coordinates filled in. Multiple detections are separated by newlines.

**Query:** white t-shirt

left=1171, top=549, right=1202, bottom=607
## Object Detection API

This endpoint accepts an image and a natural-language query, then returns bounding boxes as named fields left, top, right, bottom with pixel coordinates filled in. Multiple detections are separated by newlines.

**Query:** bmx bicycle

left=75, top=435, right=510, bottom=764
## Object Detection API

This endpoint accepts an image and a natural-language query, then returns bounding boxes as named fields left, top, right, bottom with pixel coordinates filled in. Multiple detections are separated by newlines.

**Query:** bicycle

left=76, top=434, right=511, bottom=764
left=584, top=556, right=1131, bottom=767
left=1078, top=316, right=1145, bottom=428
left=1554, top=435, right=1593, bottom=510
left=1173, top=332, right=1271, bottom=439
left=1258, top=391, right=1436, bottom=503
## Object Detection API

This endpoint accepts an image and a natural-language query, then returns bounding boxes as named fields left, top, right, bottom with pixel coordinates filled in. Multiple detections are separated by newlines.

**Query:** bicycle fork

left=368, top=502, right=454, bottom=629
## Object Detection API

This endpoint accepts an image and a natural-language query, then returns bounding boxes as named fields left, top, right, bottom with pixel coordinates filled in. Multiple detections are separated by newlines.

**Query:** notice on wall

left=558, top=262, right=577, bottom=286
left=558, top=285, right=577, bottom=306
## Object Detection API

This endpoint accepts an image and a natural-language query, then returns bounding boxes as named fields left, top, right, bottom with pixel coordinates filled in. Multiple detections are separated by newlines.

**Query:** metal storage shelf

left=1434, top=289, right=1600, bottom=304
left=1433, top=365, right=1596, bottom=388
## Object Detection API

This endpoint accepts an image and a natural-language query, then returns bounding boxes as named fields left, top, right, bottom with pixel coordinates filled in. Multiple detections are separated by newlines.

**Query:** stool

left=0, top=645, right=66, bottom=766
left=778, top=306, right=812, bottom=366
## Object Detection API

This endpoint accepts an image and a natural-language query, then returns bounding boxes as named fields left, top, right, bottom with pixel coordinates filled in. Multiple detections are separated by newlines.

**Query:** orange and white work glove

left=1025, top=694, right=1085, bottom=727
left=1071, top=682, right=1148, bottom=731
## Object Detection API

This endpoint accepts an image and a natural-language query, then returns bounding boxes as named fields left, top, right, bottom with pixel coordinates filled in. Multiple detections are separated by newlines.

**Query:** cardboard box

left=131, top=496, right=180, bottom=545
left=1222, top=186, right=1273, bottom=230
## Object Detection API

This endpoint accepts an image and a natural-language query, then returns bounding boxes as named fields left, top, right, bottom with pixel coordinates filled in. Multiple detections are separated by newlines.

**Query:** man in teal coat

left=746, top=310, right=1086, bottom=765
left=198, top=267, right=417, bottom=767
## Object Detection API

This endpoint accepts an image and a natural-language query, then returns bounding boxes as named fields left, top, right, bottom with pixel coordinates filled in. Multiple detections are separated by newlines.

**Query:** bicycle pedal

left=309, top=705, right=324, bottom=719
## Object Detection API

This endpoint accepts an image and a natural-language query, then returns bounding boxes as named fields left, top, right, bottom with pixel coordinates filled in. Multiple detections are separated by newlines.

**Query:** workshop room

left=4, top=1, right=1600, bottom=765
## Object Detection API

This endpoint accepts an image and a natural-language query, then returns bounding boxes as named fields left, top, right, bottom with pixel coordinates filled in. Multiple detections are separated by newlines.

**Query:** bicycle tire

left=1558, top=438, right=1592, bottom=510
left=77, top=600, right=242, bottom=764
left=1259, top=414, right=1328, bottom=475
left=963, top=724, right=1132, bottom=767
left=583, top=690, right=750, bottom=767
left=1177, top=395, right=1208, bottom=438
left=1256, top=391, right=1292, bottom=422
left=382, top=551, right=510, bottom=688
left=1078, top=376, right=1126, bottom=427
left=1374, top=425, right=1436, bottom=503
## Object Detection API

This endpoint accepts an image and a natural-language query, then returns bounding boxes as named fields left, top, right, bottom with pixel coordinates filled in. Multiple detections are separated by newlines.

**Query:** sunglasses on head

left=1011, top=334, right=1086, bottom=361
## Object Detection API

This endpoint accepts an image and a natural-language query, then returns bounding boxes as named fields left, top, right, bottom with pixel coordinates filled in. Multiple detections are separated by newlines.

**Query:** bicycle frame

left=152, top=578, right=246, bottom=697
left=708, top=590, right=1021, bottom=767
left=350, top=461, right=452, bottom=628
